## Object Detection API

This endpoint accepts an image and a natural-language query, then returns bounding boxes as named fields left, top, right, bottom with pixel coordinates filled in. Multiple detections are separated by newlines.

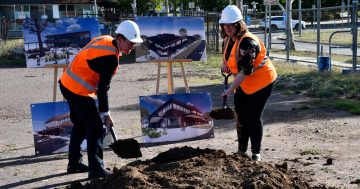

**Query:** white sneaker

left=252, top=154, right=261, bottom=161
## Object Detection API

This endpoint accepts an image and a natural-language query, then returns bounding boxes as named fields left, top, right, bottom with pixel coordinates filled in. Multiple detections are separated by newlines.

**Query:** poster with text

left=134, top=16, right=206, bottom=62
left=23, top=18, right=101, bottom=68
left=139, top=92, right=214, bottom=144
left=31, top=101, right=113, bottom=155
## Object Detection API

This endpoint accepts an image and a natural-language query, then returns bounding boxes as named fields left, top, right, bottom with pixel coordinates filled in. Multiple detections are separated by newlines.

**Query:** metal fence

left=244, top=4, right=359, bottom=70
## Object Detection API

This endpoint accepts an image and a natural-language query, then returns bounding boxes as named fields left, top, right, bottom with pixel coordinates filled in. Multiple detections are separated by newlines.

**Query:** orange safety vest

left=223, top=32, right=277, bottom=94
left=60, top=35, right=120, bottom=97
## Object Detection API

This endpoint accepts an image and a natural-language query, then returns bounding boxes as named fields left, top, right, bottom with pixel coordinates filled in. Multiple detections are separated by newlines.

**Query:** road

left=252, top=29, right=359, bottom=56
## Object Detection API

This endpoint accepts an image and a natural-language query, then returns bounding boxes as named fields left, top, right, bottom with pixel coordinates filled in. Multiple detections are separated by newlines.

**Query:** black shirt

left=87, top=39, right=119, bottom=112
left=224, top=37, right=260, bottom=75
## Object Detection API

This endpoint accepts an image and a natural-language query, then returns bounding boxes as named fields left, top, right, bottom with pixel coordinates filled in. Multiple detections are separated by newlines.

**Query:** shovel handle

left=109, top=125, right=118, bottom=141
left=221, top=71, right=232, bottom=90
left=222, top=94, right=228, bottom=108
left=221, top=71, right=232, bottom=108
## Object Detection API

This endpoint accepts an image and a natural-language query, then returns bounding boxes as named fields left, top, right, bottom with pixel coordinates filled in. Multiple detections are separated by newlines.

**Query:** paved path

left=269, top=53, right=360, bottom=70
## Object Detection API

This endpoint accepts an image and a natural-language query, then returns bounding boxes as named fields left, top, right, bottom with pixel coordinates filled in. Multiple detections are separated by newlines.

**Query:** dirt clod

left=209, top=107, right=235, bottom=119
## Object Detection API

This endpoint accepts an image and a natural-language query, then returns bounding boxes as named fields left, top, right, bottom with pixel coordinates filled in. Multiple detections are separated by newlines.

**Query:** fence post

left=351, top=0, right=358, bottom=70
left=0, top=16, right=9, bottom=41
left=316, top=0, right=321, bottom=66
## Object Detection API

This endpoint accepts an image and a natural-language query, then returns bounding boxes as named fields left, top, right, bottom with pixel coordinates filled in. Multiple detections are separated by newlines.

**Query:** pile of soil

left=67, top=146, right=331, bottom=189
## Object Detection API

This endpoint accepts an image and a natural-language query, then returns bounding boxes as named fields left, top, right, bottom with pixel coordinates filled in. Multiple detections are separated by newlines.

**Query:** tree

left=284, top=0, right=296, bottom=50
left=116, top=0, right=165, bottom=15
left=22, top=17, right=48, bottom=57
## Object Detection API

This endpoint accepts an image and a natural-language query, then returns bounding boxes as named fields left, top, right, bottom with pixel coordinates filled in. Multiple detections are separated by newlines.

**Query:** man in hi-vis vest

left=219, top=5, right=277, bottom=162
left=59, top=20, right=143, bottom=179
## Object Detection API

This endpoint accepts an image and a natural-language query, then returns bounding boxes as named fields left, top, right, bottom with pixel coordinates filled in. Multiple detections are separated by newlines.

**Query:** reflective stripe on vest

left=61, top=35, right=119, bottom=97
left=66, top=44, right=117, bottom=92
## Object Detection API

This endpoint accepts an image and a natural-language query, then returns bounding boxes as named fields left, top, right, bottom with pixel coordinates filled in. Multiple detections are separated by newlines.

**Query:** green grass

left=192, top=54, right=360, bottom=115
left=0, top=39, right=26, bottom=67
left=296, top=29, right=360, bottom=46
left=274, top=61, right=360, bottom=114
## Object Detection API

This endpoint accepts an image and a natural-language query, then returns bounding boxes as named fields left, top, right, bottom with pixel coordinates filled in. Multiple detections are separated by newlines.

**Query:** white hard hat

left=115, top=20, right=143, bottom=43
left=219, top=5, right=243, bottom=24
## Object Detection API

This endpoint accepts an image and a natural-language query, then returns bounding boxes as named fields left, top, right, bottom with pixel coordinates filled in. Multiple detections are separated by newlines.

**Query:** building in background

left=0, top=0, right=117, bottom=38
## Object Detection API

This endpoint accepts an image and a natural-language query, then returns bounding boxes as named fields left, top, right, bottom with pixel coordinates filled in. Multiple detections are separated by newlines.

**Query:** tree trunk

left=236, top=0, right=243, bottom=12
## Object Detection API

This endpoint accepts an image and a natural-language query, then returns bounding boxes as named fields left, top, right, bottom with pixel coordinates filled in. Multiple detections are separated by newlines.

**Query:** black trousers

left=59, top=82, right=105, bottom=172
left=234, top=82, right=274, bottom=154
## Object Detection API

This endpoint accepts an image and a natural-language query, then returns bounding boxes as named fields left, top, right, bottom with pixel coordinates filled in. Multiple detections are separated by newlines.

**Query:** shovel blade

left=209, top=107, right=235, bottom=120
left=109, top=138, right=142, bottom=158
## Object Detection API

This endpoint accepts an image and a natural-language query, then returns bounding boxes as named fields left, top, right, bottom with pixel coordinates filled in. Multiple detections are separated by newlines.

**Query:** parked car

left=259, top=16, right=306, bottom=31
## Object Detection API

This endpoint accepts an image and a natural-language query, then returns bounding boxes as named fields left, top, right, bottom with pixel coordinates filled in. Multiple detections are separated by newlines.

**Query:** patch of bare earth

left=64, top=146, right=331, bottom=189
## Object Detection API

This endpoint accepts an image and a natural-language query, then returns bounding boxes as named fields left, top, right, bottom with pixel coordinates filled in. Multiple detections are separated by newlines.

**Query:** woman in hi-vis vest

left=219, top=5, right=277, bottom=161
left=59, top=20, right=143, bottom=179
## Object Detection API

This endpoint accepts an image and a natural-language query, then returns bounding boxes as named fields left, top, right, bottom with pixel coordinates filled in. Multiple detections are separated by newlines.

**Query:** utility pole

left=298, top=0, right=302, bottom=36
left=351, top=0, right=358, bottom=70
left=286, top=0, right=291, bottom=62
left=94, top=0, right=98, bottom=17
left=132, top=0, right=137, bottom=17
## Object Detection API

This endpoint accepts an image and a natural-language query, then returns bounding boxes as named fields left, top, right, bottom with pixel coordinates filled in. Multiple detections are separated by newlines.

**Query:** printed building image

left=147, top=98, right=208, bottom=130
left=34, top=112, right=73, bottom=155
left=147, top=33, right=190, bottom=58
left=37, top=112, right=73, bottom=136
left=45, top=30, right=91, bottom=48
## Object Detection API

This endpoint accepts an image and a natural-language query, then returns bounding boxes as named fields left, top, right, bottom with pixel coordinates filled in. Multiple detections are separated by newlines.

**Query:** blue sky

left=23, top=18, right=101, bottom=43
left=139, top=92, right=212, bottom=114
left=134, top=16, right=205, bottom=38
left=31, top=101, right=70, bottom=132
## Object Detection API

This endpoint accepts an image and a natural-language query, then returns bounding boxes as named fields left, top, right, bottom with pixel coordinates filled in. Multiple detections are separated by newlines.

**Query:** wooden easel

left=45, top=64, right=68, bottom=101
left=150, top=59, right=192, bottom=94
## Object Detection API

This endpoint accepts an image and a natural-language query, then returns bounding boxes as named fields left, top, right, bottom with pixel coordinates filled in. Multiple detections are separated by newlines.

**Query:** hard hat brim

left=129, top=37, right=143, bottom=43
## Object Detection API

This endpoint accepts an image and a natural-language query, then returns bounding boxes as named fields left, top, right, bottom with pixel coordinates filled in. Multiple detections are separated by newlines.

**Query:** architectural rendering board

left=23, top=18, right=100, bottom=68
left=30, top=101, right=112, bottom=155
left=139, top=92, right=214, bottom=144
left=134, top=16, right=207, bottom=62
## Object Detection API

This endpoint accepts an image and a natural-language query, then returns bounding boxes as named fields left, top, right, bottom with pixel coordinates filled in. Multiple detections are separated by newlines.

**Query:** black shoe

left=67, top=163, right=89, bottom=174
left=251, top=154, right=261, bottom=161
left=88, top=168, right=112, bottom=179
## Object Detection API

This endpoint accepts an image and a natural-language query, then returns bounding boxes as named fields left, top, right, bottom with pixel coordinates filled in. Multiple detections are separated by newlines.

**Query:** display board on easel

left=134, top=16, right=206, bottom=62
left=134, top=17, right=206, bottom=95
left=23, top=17, right=101, bottom=68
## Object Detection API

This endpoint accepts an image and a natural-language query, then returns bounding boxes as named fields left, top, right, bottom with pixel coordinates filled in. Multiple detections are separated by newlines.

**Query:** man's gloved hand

left=100, top=113, right=114, bottom=133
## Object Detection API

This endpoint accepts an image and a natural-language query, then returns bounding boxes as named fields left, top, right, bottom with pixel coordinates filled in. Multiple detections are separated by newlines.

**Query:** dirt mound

left=68, top=146, right=331, bottom=189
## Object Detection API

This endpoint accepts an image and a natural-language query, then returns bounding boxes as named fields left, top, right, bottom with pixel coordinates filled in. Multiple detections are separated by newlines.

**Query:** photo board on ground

left=30, top=101, right=113, bottom=155
left=139, top=92, right=214, bottom=144
left=23, top=17, right=101, bottom=68
left=134, top=16, right=207, bottom=62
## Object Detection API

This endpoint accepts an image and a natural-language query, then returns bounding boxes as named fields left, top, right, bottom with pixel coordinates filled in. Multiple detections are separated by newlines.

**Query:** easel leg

left=180, top=62, right=190, bottom=93
left=156, top=63, right=161, bottom=95
left=53, top=67, right=58, bottom=102
left=167, top=62, right=174, bottom=94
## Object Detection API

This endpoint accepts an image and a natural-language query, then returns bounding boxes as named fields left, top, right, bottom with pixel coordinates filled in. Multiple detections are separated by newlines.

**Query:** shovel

left=209, top=71, right=236, bottom=120
left=108, top=125, right=142, bottom=159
